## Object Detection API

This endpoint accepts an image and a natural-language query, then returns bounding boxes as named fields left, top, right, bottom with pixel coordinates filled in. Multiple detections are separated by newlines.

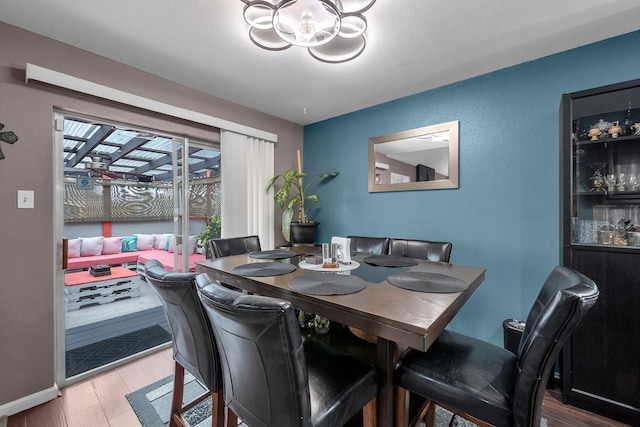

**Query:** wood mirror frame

left=368, top=120, right=459, bottom=192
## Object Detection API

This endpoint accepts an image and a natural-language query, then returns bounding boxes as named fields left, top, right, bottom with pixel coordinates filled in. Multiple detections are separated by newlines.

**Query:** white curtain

left=220, top=130, right=275, bottom=249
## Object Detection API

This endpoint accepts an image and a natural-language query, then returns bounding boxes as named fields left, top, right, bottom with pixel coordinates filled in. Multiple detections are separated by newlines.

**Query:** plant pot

left=290, top=222, right=319, bottom=246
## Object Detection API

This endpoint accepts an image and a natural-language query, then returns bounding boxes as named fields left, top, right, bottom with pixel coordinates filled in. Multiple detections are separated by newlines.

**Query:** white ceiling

left=2, top=0, right=640, bottom=125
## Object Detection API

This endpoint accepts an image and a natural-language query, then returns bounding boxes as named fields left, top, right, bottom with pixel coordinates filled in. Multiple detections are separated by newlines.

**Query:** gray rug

left=126, top=374, right=501, bottom=427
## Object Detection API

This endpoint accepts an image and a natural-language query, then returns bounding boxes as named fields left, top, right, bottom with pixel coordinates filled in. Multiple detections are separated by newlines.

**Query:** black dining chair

left=387, top=238, right=452, bottom=262
left=347, top=235, right=390, bottom=256
left=195, top=273, right=379, bottom=427
left=394, top=265, right=599, bottom=427
left=144, top=259, right=233, bottom=427
left=208, top=235, right=261, bottom=259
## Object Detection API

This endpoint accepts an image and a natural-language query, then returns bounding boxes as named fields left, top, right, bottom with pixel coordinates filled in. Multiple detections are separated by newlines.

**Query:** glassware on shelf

left=628, top=231, right=640, bottom=246
left=624, top=102, right=634, bottom=136
left=614, top=217, right=633, bottom=246
left=628, top=173, right=638, bottom=191
left=598, top=227, right=615, bottom=244
left=606, top=174, right=617, bottom=192
left=630, top=205, right=640, bottom=246
left=588, top=162, right=607, bottom=192
left=616, top=171, right=627, bottom=192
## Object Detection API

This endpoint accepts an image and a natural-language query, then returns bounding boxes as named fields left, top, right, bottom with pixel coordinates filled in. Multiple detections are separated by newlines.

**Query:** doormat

left=66, top=324, right=171, bottom=377
left=126, top=374, right=508, bottom=427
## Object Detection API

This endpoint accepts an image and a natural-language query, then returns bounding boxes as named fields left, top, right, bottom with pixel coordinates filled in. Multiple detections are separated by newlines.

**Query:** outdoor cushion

left=67, top=238, right=82, bottom=258
left=134, top=233, right=155, bottom=251
left=122, top=236, right=138, bottom=252
left=102, top=236, right=123, bottom=255
left=80, top=236, right=104, bottom=257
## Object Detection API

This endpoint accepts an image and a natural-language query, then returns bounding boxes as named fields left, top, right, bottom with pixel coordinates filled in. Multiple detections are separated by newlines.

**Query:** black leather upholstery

left=394, top=265, right=599, bottom=427
left=196, top=274, right=378, bottom=427
left=145, top=260, right=221, bottom=391
left=144, top=259, right=226, bottom=426
left=347, top=235, right=390, bottom=256
left=209, top=235, right=261, bottom=258
left=387, top=238, right=452, bottom=262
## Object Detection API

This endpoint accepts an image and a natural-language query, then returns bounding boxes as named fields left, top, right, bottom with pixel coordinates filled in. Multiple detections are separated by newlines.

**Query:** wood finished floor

left=7, top=346, right=632, bottom=427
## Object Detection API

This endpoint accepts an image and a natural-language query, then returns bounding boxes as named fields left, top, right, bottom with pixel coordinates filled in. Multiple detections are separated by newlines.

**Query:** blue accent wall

left=303, top=31, right=640, bottom=344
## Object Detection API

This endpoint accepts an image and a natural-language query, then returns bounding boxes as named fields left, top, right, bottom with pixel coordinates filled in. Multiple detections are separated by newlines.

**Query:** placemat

left=232, top=262, right=296, bottom=277
left=248, top=249, right=297, bottom=260
left=363, top=255, right=419, bottom=267
left=387, top=271, right=469, bottom=293
left=289, top=272, right=367, bottom=295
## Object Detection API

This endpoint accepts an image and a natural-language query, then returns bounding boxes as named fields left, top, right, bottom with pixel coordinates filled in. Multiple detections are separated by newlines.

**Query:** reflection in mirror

left=368, top=120, right=459, bottom=192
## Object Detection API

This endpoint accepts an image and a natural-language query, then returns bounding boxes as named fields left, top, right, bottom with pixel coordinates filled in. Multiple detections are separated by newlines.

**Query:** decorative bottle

left=624, top=102, right=634, bottom=136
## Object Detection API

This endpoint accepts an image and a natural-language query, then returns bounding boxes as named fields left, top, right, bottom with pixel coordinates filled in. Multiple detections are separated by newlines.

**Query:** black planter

left=290, top=222, right=319, bottom=246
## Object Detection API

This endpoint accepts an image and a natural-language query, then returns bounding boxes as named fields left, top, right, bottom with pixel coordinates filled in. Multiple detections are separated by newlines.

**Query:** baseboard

left=0, top=384, right=59, bottom=419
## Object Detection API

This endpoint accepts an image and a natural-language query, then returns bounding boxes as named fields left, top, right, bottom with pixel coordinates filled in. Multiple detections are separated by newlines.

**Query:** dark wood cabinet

left=560, top=80, right=640, bottom=425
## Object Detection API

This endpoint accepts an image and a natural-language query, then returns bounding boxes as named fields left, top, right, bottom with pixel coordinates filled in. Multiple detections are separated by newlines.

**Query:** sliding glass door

left=55, top=111, right=221, bottom=386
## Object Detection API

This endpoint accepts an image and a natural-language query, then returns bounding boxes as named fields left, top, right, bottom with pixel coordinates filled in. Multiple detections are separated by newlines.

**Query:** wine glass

left=606, top=174, right=616, bottom=192
left=628, top=173, right=638, bottom=191
left=617, top=172, right=627, bottom=192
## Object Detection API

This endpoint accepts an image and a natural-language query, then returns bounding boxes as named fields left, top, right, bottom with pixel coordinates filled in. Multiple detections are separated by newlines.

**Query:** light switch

left=17, top=190, right=34, bottom=209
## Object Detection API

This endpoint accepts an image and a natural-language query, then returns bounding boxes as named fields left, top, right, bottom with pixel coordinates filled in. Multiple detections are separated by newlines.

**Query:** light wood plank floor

left=7, top=347, right=633, bottom=427
left=7, top=348, right=174, bottom=427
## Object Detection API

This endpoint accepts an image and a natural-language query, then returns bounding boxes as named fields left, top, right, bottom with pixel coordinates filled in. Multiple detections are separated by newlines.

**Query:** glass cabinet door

left=569, top=84, right=640, bottom=247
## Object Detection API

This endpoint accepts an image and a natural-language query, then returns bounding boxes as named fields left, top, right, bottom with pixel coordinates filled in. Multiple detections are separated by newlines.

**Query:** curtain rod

left=25, top=63, right=277, bottom=143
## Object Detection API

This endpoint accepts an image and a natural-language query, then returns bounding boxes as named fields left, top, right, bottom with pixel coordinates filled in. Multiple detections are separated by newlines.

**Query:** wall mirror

left=368, top=120, right=459, bottom=192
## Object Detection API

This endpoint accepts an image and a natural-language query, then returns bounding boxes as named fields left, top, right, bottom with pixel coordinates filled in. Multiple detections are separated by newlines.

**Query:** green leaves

left=267, top=166, right=339, bottom=241
left=0, top=123, right=19, bottom=160
left=318, top=172, right=339, bottom=179
left=282, top=208, right=294, bottom=241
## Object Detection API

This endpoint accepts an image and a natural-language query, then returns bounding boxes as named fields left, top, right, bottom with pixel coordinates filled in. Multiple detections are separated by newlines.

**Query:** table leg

left=376, top=337, right=397, bottom=427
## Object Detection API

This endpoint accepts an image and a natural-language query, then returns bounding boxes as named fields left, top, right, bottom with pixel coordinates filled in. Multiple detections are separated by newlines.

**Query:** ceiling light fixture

left=241, top=0, right=375, bottom=63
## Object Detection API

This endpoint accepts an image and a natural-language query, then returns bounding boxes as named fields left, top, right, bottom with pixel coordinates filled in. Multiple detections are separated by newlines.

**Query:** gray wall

left=0, top=21, right=302, bottom=408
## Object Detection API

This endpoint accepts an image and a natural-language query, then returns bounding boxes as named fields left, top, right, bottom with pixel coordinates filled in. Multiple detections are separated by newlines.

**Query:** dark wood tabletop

left=195, top=249, right=486, bottom=427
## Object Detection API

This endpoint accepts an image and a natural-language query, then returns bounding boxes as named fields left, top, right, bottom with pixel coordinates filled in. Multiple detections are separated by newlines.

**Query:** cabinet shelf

left=576, top=133, right=640, bottom=146
left=577, top=189, right=640, bottom=199
left=571, top=242, right=640, bottom=251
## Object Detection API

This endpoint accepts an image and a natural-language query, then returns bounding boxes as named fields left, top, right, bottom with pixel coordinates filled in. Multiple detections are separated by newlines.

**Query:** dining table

left=195, top=246, right=486, bottom=427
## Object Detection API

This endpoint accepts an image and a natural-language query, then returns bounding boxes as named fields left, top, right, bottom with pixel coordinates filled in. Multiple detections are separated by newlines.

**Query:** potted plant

left=197, top=214, right=221, bottom=258
left=266, top=150, right=338, bottom=245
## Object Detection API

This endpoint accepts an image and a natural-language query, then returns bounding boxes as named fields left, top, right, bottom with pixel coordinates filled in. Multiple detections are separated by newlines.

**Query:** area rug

left=66, top=324, right=171, bottom=377
left=127, top=374, right=497, bottom=427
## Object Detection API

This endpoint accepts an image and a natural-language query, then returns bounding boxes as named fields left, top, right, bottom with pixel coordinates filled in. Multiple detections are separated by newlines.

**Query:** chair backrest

left=513, top=265, right=599, bottom=427
left=209, top=235, right=261, bottom=258
left=144, top=259, right=222, bottom=392
left=347, top=235, right=390, bottom=256
left=196, top=273, right=312, bottom=427
left=387, top=238, right=452, bottom=262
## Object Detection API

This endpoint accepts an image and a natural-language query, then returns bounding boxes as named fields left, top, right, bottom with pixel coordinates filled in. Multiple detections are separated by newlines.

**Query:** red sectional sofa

left=136, top=250, right=205, bottom=272
left=66, top=233, right=205, bottom=272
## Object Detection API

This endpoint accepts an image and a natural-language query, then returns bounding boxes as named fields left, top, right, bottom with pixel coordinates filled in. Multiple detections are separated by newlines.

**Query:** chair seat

left=305, top=339, right=377, bottom=427
left=395, top=330, right=518, bottom=427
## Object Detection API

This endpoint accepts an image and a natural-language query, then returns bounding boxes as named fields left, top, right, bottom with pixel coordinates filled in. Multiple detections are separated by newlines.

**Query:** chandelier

left=240, top=0, right=376, bottom=63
